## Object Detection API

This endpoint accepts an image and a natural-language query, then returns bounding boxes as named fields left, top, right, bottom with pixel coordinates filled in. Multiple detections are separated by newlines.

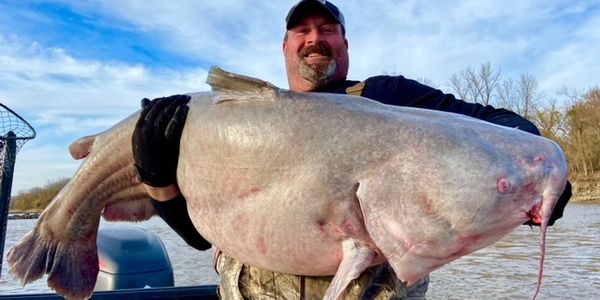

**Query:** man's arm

left=362, top=75, right=540, bottom=134
left=132, top=95, right=211, bottom=250
left=151, top=192, right=212, bottom=251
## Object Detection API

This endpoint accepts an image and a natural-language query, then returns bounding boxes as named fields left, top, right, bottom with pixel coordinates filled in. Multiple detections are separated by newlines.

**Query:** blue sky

left=1, top=0, right=599, bottom=195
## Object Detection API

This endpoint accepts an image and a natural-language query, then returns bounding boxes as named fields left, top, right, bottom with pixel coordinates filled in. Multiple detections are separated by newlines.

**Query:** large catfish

left=8, top=67, right=568, bottom=300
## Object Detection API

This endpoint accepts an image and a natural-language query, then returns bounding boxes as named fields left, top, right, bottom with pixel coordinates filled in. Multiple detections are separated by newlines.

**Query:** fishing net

left=1, top=102, right=36, bottom=276
left=1, top=103, right=36, bottom=178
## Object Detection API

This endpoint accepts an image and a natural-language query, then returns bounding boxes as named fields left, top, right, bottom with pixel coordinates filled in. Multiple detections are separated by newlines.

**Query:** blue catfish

left=8, top=67, right=568, bottom=300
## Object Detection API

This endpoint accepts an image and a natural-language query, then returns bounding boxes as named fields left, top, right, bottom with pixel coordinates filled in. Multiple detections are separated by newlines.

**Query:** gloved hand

left=524, top=181, right=572, bottom=226
left=132, top=94, right=191, bottom=187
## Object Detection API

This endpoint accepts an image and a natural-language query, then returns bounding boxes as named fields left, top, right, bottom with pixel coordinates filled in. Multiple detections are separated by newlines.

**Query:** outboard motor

left=94, top=226, right=174, bottom=291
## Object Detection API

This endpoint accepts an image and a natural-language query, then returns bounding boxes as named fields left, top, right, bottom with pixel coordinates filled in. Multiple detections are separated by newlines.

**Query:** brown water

left=1, top=201, right=599, bottom=299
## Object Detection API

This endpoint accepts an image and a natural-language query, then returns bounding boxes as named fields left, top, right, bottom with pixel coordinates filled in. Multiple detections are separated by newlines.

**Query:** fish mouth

left=527, top=200, right=544, bottom=225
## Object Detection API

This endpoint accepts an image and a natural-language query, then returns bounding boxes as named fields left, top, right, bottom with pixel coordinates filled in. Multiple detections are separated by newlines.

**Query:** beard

left=298, top=43, right=338, bottom=87
left=299, top=59, right=337, bottom=86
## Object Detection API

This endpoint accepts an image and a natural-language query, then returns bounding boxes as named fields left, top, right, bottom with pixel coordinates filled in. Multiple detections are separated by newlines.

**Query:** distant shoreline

left=6, top=198, right=599, bottom=220
left=7, top=212, right=41, bottom=220
left=571, top=197, right=600, bottom=204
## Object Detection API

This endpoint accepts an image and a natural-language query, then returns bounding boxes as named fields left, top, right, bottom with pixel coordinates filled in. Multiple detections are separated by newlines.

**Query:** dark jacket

left=323, top=76, right=540, bottom=135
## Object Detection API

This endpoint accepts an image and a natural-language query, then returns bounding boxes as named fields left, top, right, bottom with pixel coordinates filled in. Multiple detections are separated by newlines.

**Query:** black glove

left=524, top=181, right=572, bottom=226
left=152, top=194, right=212, bottom=251
left=132, top=95, right=191, bottom=187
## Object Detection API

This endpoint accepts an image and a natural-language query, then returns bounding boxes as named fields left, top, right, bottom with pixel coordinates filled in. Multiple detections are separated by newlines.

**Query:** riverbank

left=7, top=212, right=41, bottom=219
left=571, top=177, right=600, bottom=202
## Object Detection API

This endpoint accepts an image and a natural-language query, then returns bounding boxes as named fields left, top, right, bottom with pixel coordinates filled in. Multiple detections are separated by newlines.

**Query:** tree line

left=10, top=178, right=69, bottom=212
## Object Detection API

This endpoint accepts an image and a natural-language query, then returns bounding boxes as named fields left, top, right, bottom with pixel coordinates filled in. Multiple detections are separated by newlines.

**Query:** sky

left=1, top=0, right=599, bottom=196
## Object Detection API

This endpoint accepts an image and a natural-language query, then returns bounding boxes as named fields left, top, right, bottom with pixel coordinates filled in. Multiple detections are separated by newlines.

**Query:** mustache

left=299, top=43, right=333, bottom=58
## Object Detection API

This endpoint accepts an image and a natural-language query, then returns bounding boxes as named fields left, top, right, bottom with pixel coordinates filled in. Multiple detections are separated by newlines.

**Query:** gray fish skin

left=7, top=67, right=568, bottom=300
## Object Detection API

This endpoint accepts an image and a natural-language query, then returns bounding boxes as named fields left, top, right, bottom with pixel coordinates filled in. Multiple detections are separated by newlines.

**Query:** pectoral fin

left=324, top=238, right=376, bottom=300
left=69, top=134, right=99, bottom=160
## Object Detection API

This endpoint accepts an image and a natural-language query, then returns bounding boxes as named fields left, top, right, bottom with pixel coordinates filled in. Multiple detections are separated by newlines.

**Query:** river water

left=1, top=201, right=599, bottom=299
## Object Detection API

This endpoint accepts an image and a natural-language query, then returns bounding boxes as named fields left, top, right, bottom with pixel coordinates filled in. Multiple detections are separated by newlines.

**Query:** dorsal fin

left=206, top=66, right=280, bottom=104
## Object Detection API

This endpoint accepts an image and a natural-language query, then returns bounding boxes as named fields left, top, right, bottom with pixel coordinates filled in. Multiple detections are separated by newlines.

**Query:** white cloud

left=1, top=34, right=210, bottom=114
left=50, top=0, right=290, bottom=82
left=1, top=34, right=211, bottom=196
left=536, top=6, right=600, bottom=94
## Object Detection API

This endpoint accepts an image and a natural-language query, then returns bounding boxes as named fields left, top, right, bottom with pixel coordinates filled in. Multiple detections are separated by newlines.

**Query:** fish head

left=358, top=124, right=569, bottom=288
left=493, top=138, right=569, bottom=228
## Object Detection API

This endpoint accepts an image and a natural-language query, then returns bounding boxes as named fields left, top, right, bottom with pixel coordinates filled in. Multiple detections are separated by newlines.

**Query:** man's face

left=283, top=13, right=349, bottom=92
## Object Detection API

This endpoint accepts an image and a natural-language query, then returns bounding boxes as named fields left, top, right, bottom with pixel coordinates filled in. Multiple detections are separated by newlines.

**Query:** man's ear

left=283, top=31, right=289, bottom=51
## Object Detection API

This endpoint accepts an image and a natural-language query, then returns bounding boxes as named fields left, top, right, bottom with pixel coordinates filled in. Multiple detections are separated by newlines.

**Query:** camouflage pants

left=215, top=252, right=429, bottom=300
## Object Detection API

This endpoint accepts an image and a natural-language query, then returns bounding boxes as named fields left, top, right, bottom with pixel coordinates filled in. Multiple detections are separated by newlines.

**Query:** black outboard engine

left=94, top=226, right=174, bottom=291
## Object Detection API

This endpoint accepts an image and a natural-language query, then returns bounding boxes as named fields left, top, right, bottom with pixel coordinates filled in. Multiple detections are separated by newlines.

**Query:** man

left=132, top=1, right=572, bottom=299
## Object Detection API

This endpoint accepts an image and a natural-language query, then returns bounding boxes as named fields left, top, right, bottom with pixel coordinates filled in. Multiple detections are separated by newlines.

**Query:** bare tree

left=531, top=98, right=567, bottom=141
left=446, top=62, right=501, bottom=105
left=478, top=62, right=501, bottom=105
left=464, top=67, right=484, bottom=103
left=517, top=73, right=542, bottom=119
left=447, top=72, right=470, bottom=101
left=496, top=74, right=542, bottom=119
left=496, top=78, right=518, bottom=111
left=557, top=85, right=584, bottom=106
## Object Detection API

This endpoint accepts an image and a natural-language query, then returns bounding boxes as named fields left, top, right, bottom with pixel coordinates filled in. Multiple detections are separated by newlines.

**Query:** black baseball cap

left=285, top=0, right=345, bottom=30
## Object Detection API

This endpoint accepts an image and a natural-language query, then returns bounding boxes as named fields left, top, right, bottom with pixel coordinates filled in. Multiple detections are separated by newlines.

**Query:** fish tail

left=8, top=227, right=98, bottom=300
